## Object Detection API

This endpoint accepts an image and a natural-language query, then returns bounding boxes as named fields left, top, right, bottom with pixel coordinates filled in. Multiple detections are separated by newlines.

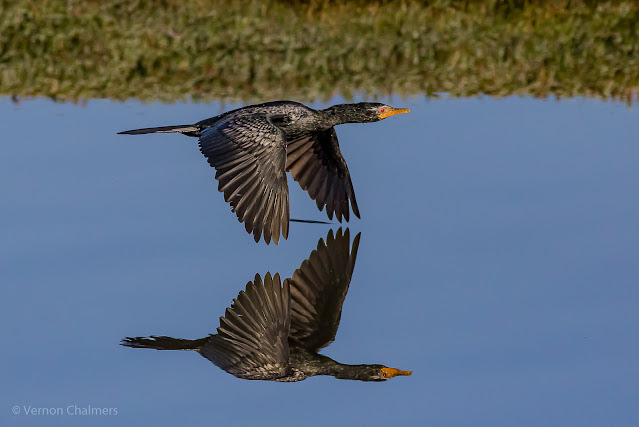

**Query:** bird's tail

left=120, top=335, right=208, bottom=350
left=117, top=124, right=198, bottom=135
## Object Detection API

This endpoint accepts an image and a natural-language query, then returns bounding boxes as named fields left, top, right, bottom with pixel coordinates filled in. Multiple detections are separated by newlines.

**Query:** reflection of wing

left=199, top=273, right=291, bottom=380
left=286, top=229, right=361, bottom=352
left=286, top=129, right=359, bottom=222
left=199, top=114, right=289, bottom=244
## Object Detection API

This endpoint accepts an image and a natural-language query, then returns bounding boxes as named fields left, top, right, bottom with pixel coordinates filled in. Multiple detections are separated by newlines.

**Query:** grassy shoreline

left=2, top=0, right=639, bottom=103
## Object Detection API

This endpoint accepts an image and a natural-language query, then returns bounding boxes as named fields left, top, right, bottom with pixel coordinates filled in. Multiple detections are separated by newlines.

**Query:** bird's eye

left=381, top=371, right=387, bottom=377
left=380, top=108, right=386, bottom=113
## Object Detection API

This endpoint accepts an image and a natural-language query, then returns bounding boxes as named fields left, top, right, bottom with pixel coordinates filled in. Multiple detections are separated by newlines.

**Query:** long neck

left=329, top=363, right=378, bottom=381
left=320, top=104, right=361, bottom=127
left=295, top=352, right=376, bottom=381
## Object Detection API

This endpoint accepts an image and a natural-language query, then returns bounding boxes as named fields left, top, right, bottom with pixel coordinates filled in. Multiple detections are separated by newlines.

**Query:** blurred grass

left=1, top=0, right=639, bottom=103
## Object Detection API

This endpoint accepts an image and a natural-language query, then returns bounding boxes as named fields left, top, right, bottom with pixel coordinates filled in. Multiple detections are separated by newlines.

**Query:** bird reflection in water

left=121, top=229, right=411, bottom=382
left=118, top=101, right=409, bottom=244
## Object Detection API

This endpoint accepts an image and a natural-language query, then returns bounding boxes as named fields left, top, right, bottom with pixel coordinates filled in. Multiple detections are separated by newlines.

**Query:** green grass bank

left=1, top=0, right=639, bottom=103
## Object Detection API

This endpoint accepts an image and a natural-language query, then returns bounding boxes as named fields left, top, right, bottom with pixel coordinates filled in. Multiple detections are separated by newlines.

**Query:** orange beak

left=381, top=367, right=413, bottom=378
left=379, top=107, right=410, bottom=120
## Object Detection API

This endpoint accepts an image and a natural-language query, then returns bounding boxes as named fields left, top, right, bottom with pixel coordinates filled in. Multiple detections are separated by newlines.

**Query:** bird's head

left=366, top=364, right=413, bottom=382
left=322, top=103, right=410, bottom=125
left=359, top=103, right=411, bottom=122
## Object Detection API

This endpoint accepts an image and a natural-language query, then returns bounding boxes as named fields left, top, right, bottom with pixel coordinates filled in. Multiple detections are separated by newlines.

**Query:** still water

left=2, top=95, right=638, bottom=425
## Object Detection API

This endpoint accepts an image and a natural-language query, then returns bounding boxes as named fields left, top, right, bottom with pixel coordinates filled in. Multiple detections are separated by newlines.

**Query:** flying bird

left=118, top=101, right=409, bottom=244
left=121, top=229, right=412, bottom=382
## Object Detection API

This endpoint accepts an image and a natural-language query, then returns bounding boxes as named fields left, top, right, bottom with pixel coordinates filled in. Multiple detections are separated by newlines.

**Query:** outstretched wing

left=286, top=128, right=359, bottom=222
left=286, top=228, right=361, bottom=352
left=199, top=114, right=290, bottom=244
left=199, top=273, right=291, bottom=380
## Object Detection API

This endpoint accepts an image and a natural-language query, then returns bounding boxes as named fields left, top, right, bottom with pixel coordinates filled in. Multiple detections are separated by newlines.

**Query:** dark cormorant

left=118, top=101, right=409, bottom=244
left=121, top=229, right=412, bottom=382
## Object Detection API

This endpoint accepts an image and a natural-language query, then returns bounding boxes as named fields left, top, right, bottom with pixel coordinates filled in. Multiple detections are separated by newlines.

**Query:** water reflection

left=5, top=94, right=639, bottom=425
left=122, top=229, right=410, bottom=382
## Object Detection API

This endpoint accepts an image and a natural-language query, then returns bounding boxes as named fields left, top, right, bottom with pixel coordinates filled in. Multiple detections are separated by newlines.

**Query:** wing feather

left=285, top=129, right=359, bottom=223
left=199, top=114, right=289, bottom=244
left=285, top=229, right=360, bottom=352
left=199, top=273, right=291, bottom=380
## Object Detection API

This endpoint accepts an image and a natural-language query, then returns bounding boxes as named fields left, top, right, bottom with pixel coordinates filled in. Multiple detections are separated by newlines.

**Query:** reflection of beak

left=379, top=108, right=410, bottom=120
left=381, top=367, right=413, bottom=378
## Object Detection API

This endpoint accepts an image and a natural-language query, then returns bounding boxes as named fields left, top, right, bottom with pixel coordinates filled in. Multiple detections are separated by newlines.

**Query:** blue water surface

left=2, top=95, right=638, bottom=426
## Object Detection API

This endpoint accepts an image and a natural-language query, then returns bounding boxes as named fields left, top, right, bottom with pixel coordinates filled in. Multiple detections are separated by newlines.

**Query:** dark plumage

left=118, top=101, right=409, bottom=244
left=121, top=229, right=412, bottom=382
